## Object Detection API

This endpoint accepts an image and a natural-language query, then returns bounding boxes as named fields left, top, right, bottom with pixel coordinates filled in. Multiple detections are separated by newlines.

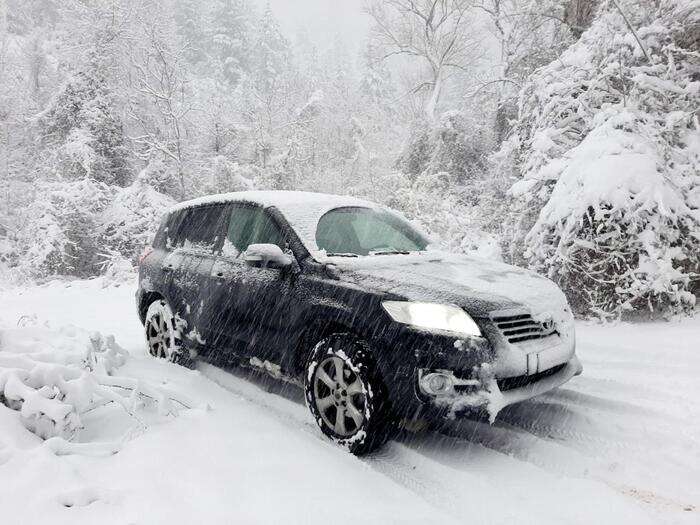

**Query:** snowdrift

left=0, top=319, right=193, bottom=450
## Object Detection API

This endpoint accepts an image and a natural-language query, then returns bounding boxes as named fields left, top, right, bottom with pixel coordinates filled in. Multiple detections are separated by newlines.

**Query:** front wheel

left=304, top=334, right=391, bottom=455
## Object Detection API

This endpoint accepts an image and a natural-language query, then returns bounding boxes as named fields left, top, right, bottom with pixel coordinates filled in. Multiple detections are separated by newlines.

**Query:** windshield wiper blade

left=370, top=250, right=412, bottom=256
left=325, top=252, right=359, bottom=257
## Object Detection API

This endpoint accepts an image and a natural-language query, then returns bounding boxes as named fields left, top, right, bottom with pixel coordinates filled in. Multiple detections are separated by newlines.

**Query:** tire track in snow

left=366, top=442, right=477, bottom=524
left=196, top=363, right=634, bottom=524
left=196, top=361, right=697, bottom=523
left=197, top=363, right=322, bottom=439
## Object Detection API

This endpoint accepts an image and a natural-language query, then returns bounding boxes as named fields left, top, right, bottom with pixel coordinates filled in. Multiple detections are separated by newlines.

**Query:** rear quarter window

left=173, top=205, right=229, bottom=253
left=150, top=211, right=184, bottom=251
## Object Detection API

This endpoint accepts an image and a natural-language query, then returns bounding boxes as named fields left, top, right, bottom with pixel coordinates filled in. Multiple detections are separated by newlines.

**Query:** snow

left=244, top=243, right=290, bottom=264
left=331, top=250, right=573, bottom=324
left=533, top=122, right=688, bottom=228
left=0, top=278, right=698, bottom=524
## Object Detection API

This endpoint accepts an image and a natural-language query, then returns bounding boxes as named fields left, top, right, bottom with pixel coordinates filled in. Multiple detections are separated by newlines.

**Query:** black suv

left=137, top=191, right=581, bottom=454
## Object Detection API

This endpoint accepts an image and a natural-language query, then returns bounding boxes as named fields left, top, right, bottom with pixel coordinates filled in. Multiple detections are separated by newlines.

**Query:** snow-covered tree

left=127, top=11, right=194, bottom=199
left=174, top=0, right=208, bottom=66
left=207, top=0, right=253, bottom=85
left=100, top=173, right=176, bottom=264
left=365, top=0, right=483, bottom=120
left=37, top=50, right=131, bottom=186
left=474, top=0, right=576, bottom=143
left=243, top=4, right=293, bottom=170
left=502, top=0, right=700, bottom=318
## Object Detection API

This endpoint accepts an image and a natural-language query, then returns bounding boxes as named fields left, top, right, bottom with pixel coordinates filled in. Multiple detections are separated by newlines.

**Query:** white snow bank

left=0, top=320, right=193, bottom=443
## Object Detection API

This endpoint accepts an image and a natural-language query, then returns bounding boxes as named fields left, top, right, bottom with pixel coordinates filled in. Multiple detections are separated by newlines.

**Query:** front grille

left=491, top=312, right=557, bottom=344
left=497, top=363, right=566, bottom=391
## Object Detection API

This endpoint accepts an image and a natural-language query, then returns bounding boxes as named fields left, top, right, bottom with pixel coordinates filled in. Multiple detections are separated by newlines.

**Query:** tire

left=304, top=333, right=391, bottom=455
left=144, top=299, right=194, bottom=368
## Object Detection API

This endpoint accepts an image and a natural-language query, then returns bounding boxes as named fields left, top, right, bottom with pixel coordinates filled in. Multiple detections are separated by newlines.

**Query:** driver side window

left=223, top=204, right=286, bottom=258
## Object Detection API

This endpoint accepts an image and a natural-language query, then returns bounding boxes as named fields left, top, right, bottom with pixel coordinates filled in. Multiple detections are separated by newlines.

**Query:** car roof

left=169, top=190, right=376, bottom=215
left=168, top=191, right=382, bottom=256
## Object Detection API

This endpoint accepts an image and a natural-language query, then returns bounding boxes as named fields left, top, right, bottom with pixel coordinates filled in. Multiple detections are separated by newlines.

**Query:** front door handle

left=162, top=265, right=174, bottom=273
left=215, top=271, right=225, bottom=279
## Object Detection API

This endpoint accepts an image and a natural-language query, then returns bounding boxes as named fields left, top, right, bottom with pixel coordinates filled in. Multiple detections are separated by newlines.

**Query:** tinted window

left=152, top=216, right=169, bottom=249
left=316, top=207, right=428, bottom=256
left=223, top=204, right=286, bottom=257
left=162, top=211, right=187, bottom=250
left=172, top=205, right=228, bottom=253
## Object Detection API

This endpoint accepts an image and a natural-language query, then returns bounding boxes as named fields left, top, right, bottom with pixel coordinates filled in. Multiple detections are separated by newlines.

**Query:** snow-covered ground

left=0, top=278, right=698, bottom=525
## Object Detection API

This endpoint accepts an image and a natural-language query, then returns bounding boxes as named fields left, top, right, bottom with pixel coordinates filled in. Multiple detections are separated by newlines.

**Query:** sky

left=260, top=0, right=372, bottom=51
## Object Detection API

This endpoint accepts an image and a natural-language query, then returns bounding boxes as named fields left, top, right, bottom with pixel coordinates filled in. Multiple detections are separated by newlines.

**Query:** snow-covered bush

left=6, top=172, right=172, bottom=280
left=0, top=321, right=191, bottom=441
left=375, top=170, right=503, bottom=260
left=501, top=0, right=700, bottom=318
left=396, top=111, right=492, bottom=183
left=99, top=173, right=176, bottom=264
left=425, top=110, right=494, bottom=184
left=199, top=156, right=257, bottom=195
left=136, top=156, right=183, bottom=198
left=9, top=179, right=113, bottom=280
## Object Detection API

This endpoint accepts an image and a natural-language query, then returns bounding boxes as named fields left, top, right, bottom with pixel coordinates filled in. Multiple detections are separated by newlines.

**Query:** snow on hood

left=330, top=250, right=571, bottom=320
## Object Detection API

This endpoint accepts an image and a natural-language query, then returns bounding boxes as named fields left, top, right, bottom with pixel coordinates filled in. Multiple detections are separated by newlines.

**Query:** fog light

left=419, top=372, right=454, bottom=396
left=429, top=374, right=449, bottom=392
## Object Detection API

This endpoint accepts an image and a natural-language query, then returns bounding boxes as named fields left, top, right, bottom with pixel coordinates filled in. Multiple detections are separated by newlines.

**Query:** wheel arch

left=290, top=311, right=365, bottom=378
left=138, top=291, right=166, bottom=324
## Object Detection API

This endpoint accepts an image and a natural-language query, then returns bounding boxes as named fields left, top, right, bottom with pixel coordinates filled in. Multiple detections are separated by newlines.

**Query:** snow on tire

left=304, top=333, right=391, bottom=455
left=144, top=299, right=191, bottom=367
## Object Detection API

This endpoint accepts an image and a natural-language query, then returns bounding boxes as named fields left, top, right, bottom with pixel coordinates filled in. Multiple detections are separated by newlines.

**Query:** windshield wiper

left=325, top=252, right=359, bottom=257
left=369, top=250, right=412, bottom=256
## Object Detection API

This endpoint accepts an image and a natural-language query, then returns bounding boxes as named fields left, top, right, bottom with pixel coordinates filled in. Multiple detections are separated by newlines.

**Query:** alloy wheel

left=313, top=356, right=366, bottom=437
left=146, top=312, right=172, bottom=359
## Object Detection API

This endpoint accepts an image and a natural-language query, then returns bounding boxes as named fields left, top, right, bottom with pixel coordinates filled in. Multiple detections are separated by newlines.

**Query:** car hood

left=328, top=251, right=570, bottom=319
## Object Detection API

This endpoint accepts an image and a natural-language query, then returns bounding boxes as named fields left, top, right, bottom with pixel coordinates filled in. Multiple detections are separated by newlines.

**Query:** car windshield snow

left=315, top=206, right=429, bottom=257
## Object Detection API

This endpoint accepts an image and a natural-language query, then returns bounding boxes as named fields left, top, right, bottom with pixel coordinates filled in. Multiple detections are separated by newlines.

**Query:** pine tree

left=208, top=0, right=253, bottom=85
left=250, top=3, right=290, bottom=95
left=37, top=49, right=131, bottom=186
left=174, top=0, right=208, bottom=66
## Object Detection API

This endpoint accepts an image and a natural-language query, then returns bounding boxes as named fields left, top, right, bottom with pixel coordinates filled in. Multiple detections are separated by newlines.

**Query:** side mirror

left=244, top=243, right=294, bottom=270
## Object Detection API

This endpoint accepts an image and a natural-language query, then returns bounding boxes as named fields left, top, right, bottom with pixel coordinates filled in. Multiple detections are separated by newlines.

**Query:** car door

left=203, top=203, right=298, bottom=365
left=164, top=204, right=229, bottom=351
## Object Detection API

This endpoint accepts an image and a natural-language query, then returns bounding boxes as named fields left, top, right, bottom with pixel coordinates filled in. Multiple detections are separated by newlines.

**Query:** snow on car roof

left=169, top=190, right=381, bottom=255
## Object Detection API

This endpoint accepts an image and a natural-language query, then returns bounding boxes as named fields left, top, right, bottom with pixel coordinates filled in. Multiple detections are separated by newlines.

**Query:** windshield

left=315, top=207, right=429, bottom=256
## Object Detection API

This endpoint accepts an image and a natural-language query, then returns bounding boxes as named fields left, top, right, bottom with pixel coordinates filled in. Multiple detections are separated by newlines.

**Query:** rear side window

left=223, top=204, right=286, bottom=257
left=171, top=205, right=229, bottom=253
left=152, top=216, right=169, bottom=249
left=160, top=211, right=187, bottom=250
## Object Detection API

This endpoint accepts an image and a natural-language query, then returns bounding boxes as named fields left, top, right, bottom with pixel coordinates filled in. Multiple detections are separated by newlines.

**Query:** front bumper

left=421, top=355, right=583, bottom=422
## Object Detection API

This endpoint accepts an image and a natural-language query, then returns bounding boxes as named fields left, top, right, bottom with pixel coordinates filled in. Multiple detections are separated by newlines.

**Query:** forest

left=0, top=0, right=698, bottom=319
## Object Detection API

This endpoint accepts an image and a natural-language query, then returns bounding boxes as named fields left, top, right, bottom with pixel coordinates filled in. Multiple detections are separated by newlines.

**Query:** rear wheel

left=304, top=334, right=391, bottom=455
left=144, top=299, right=192, bottom=367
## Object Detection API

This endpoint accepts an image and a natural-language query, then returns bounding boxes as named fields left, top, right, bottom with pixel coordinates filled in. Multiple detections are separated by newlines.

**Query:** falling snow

left=0, top=277, right=698, bottom=524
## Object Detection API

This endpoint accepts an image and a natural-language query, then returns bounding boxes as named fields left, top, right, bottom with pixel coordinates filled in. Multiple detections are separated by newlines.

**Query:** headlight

left=381, top=301, right=482, bottom=337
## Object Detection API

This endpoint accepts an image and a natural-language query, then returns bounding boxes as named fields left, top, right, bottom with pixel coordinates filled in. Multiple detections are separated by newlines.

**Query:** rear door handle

left=162, top=265, right=173, bottom=273
left=215, top=271, right=225, bottom=279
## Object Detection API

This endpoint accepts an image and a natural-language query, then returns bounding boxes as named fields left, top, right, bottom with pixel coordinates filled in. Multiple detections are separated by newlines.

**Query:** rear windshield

left=315, top=207, right=428, bottom=256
